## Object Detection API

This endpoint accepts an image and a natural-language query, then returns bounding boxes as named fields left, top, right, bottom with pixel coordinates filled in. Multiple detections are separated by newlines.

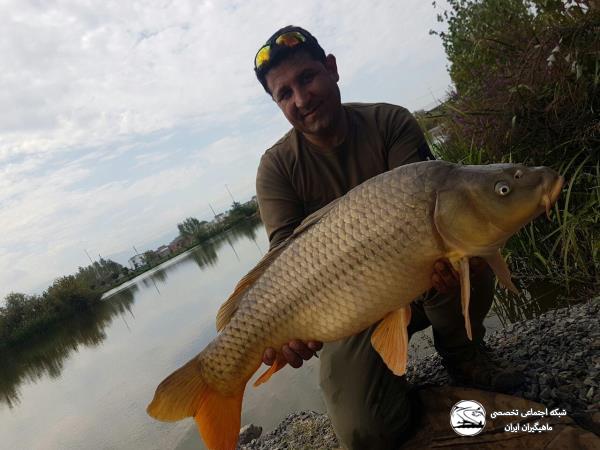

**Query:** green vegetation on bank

left=175, top=200, right=259, bottom=251
left=130, top=199, right=259, bottom=270
left=0, top=277, right=102, bottom=348
left=0, top=199, right=259, bottom=348
left=422, top=0, right=599, bottom=293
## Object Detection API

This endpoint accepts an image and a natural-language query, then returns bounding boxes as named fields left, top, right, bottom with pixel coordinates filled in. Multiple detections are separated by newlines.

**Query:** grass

left=421, top=118, right=599, bottom=300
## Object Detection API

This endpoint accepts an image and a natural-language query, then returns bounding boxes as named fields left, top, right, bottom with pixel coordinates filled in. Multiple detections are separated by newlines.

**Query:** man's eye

left=278, top=90, right=291, bottom=101
left=301, top=73, right=315, bottom=84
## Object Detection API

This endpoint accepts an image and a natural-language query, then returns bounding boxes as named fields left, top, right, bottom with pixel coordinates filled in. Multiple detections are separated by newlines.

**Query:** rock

left=540, top=387, right=552, bottom=400
left=240, top=301, right=599, bottom=448
left=238, top=424, right=262, bottom=446
left=586, top=387, right=594, bottom=400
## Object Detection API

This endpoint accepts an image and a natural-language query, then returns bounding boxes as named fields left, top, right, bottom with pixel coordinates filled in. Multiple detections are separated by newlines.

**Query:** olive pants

left=319, top=268, right=495, bottom=450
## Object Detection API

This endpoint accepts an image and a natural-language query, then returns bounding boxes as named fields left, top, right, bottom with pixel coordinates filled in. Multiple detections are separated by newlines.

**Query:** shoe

left=442, top=347, right=525, bottom=392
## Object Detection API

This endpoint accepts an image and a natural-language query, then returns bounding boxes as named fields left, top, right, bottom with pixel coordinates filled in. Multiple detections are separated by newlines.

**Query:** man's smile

left=301, top=102, right=323, bottom=119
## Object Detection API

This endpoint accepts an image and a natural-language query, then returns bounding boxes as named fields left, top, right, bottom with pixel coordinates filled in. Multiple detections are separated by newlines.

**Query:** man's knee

left=422, top=266, right=495, bottom=320
left=325, top=380, right=413, bottom=450
left=319, top=334, right=414, bottom=450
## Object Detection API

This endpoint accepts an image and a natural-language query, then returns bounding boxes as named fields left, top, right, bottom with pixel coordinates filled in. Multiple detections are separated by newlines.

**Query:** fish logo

left=450, top=400, right=486, bottom=436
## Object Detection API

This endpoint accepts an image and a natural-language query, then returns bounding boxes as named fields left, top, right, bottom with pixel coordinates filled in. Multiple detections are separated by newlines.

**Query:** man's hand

left=262, top=339, right=323, bottom=369
left=431, top=257, right=488, bottom=294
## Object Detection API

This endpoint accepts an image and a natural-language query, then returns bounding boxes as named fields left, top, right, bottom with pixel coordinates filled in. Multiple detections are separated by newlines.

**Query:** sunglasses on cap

left=254, top=31, right=307, bottom=70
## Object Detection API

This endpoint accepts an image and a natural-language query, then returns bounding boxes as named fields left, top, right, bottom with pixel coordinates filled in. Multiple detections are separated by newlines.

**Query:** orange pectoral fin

left=457, top=256, right=473, bottom=341
left=253, top=353, right=287, bottom=387
left=485, top=249, right=519, bottom=294
left=371, top=306, right=412, bottom=376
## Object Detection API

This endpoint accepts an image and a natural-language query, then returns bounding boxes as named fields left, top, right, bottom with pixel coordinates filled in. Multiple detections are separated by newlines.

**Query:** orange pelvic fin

left=371, top=305, right=412, bottom=376
left=253, top=353, right=287, bottom=387
left=147, top=356, right=246, bottom=450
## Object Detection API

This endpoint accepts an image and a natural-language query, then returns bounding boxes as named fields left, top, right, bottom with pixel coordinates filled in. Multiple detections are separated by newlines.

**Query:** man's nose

left=294, top=86, right=311, bottom=109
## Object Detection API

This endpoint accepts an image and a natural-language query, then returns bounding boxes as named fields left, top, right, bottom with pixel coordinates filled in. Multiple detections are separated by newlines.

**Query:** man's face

left=265, top=51, right=342, bottom=137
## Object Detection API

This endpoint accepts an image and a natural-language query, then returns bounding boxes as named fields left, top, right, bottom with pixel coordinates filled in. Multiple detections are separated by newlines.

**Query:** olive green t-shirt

left=256, top=102, right=431, bottom=249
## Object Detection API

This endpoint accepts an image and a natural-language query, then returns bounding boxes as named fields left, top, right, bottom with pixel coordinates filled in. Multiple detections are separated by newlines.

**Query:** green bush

left=430, top=0, right=599, bottom=289
left=44, top=276, right=101, bottom=313
left=0, top=277, right=102, bottom=347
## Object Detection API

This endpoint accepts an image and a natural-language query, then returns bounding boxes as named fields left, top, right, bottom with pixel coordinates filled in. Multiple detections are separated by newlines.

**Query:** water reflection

left=492, top=278, right=583, bottom=326
left=141, top=268, right=169, bottom=295
left=0, top=288, right=136, bottom=408
left=187, top=216, right=263, bottom=271
left=0, top=218, right=264, bottom=410
left=189, top=242, right=220, bottom=270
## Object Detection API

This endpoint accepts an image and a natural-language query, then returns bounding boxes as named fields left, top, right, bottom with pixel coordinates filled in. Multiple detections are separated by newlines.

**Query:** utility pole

left=130, top=246, right=141, bottom=270
left=84, top=249, right=100, bottom=282
left=225, top=184, right=236, bottom=203
left=84, top=249, right=94, bottom=265
left=208, top=203, right=218, bottom=218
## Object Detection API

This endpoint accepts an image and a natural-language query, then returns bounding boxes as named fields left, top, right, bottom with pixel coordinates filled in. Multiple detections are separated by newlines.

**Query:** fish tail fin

left=147, top=357, right=246, bottom=450
left=194, top=385, right=245, bottom=450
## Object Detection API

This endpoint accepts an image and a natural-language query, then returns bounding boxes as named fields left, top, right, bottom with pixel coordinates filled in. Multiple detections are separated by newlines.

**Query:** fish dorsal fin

left=216, top=243, right=286, bottom=331
left=216, top=198, right=342, bottom=332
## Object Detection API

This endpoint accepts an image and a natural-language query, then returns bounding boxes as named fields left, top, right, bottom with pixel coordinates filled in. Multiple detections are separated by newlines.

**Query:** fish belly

left=205, top=168, right=443, bottom=390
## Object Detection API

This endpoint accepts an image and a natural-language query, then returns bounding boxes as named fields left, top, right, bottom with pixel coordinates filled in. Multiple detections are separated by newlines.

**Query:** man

left=253, top=26, right=522, bottom=449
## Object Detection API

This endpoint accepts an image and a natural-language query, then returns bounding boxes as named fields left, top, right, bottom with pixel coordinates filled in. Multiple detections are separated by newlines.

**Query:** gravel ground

left=239, top=299, right=599, bottom=449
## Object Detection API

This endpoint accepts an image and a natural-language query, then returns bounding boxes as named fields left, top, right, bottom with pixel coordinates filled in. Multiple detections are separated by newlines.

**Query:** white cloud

left=0, top=0, right=452, bottom=298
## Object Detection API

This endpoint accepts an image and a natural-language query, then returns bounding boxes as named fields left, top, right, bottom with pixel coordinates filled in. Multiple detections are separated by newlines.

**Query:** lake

left=0, top=218, right=574, bottom=449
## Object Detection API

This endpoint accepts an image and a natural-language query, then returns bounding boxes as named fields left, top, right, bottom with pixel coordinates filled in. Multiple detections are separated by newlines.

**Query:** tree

left=44, top=276, right=101, bottom=313
left=142, top=250, right=159, bottom=266
left=177, top=217, right=211, bottom=242
left=431, top=0, right=599, bottom=283
left=76, top=258, right=125, bottom=290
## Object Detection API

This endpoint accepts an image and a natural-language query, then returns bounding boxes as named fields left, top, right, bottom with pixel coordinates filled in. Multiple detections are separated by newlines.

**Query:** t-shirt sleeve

left=256, top=152, right=304, bottom=249
left=383, top=106, right=435, bottom=169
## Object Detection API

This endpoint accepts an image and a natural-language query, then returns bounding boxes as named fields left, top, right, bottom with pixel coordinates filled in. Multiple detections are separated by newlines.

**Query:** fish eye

left=514, top=170, right=523, bottom=179
left=495, top=181, right=511, bottom=196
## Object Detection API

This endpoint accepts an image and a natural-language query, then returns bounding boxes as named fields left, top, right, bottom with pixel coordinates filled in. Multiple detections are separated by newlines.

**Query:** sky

left=0, top=0, right=453, bottom=300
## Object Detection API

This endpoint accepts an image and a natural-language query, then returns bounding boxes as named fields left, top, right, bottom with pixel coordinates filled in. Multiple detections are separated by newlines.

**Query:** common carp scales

left=147, top=161, right=564, bottom=450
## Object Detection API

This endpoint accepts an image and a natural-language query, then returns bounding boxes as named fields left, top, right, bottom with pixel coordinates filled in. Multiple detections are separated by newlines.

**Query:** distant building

left=169, top=235, right=193, bottom=253
left=156, top=245, right=171, bottom=258
left=128, top=254, right=145, bottom=269
left=214, top=213, right=226, bottom=223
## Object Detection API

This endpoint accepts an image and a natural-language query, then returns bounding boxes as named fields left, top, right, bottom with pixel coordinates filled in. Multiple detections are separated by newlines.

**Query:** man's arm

left=256, top=151, right=323, bottom=367
left=256, top=152, right=304, bottom=250
left=383, top=105, right=435, bottom=169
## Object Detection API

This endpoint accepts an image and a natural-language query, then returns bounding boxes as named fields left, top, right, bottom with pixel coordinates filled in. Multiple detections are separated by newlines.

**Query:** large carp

left=147, top=161, right=563, bottom=450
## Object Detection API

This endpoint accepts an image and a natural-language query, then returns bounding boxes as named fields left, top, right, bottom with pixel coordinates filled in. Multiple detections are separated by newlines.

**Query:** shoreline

left=238, top=299, right=599, bottom=449
left=101, top=214, right=262, bottom=300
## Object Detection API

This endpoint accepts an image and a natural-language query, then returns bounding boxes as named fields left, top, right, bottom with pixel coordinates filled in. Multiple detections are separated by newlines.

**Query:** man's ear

left=324, top=54, right=339, bottom=82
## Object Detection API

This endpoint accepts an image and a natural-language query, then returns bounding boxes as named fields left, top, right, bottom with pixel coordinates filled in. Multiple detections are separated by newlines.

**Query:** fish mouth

left=541, top=175, right=564, bottom=219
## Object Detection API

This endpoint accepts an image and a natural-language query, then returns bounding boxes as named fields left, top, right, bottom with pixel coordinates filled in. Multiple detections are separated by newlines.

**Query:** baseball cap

left=254, top=25, right=326, bottom=93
